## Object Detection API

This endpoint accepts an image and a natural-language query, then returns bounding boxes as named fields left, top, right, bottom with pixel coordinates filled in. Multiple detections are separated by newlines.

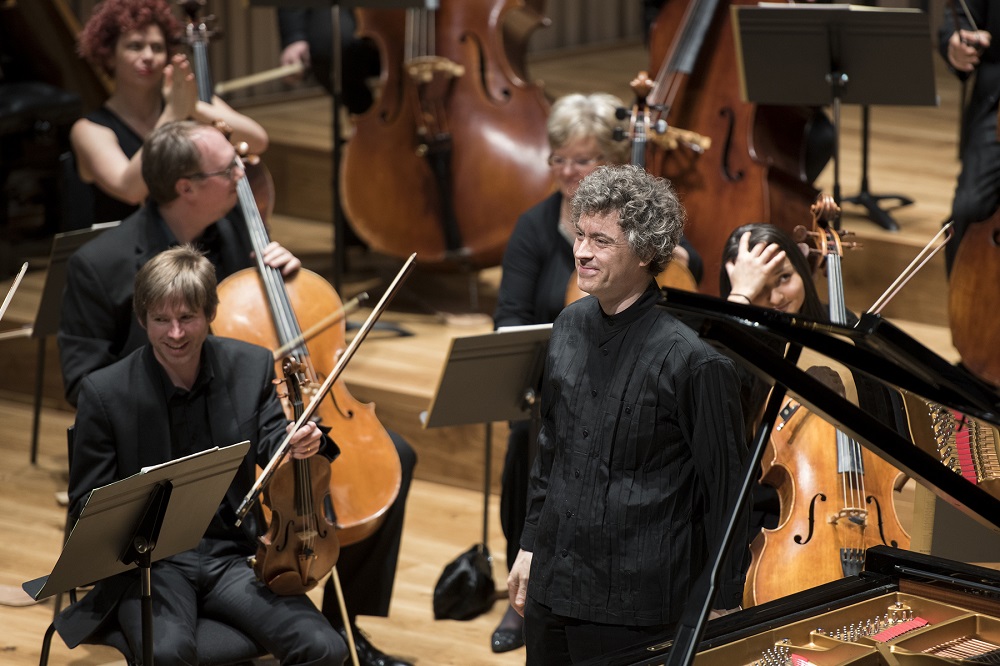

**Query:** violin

left=339, top=0, right=553, bottom=267
left=743, top=195, right=909, bottom=607
left=564, top=71, right=698, bottom=307
left=254, top=358, right=339, bottom=595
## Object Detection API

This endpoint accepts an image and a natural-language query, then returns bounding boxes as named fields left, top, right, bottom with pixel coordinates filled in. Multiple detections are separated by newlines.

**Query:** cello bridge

left=830, top=508, right=867, bottom=526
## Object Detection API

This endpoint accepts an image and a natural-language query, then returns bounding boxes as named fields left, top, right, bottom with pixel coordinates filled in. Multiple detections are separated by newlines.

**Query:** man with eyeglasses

left=59, top=120, right=300, bottom=405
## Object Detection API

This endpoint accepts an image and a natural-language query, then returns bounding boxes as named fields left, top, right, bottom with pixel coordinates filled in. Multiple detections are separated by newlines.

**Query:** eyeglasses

left=547, top=154, right=603, bottom=169
left=187, top=157, right=241, bottom=181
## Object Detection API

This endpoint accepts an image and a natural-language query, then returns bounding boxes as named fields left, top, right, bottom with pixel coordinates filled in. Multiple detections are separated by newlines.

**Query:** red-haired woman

left=70, top=0, right=267, bottom=225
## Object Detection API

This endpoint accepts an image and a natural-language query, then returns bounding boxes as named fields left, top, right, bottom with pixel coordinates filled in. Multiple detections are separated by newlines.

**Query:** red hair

left=77, top=0, right=182, bottom=74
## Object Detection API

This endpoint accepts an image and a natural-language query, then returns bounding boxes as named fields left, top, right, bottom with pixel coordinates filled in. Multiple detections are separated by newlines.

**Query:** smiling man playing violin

left=55, top=245, right=348, bottom=664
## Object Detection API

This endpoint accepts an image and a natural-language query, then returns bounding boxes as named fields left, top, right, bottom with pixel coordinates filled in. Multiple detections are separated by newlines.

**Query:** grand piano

left=593, top=289, right=1000, bottom=666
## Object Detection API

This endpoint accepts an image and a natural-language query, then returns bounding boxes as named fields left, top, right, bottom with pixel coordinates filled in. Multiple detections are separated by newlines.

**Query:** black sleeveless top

left=68, top=106, right=145, bottom=228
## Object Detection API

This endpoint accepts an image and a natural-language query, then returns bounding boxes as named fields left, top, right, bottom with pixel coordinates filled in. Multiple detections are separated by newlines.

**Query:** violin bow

left=0, top=262, right=28, bottom=323
left=271, top=293, right=368, bottom=360
left=867, top=222, right=953, bottom=315
left=236, top=254, right=417, bottom=525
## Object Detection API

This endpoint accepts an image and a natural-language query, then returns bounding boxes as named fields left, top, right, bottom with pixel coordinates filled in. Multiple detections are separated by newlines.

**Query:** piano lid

left=658, top=287, right=1000, bottom=535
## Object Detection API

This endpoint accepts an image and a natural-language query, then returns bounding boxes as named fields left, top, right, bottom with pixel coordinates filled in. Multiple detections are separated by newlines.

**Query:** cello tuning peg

left=792, top=225, right=814, bottom=243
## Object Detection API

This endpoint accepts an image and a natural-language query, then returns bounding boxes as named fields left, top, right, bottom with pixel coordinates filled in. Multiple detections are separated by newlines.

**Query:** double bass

left=743, top=196, right=910, bottom=607
left=645, top=0, right=833, bottom=295
left=340, top=0, right=553, bottom=267
left=950, top=211, right=1000, bottom=387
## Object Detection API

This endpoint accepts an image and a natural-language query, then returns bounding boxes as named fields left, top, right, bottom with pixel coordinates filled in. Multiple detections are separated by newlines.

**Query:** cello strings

left=826, top=249, right=868, bottom=545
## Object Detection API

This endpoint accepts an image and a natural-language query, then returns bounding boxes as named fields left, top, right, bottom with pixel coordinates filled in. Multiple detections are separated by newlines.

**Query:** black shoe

left=337, top=624, right=413, bottom=666
left=491, top=604, right=525, bottom=653
left=490, top=626, right=525, bottom=653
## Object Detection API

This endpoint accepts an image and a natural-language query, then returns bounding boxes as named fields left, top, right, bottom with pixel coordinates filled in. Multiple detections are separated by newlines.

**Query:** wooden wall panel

left=63, top=0, right=646, bottom=104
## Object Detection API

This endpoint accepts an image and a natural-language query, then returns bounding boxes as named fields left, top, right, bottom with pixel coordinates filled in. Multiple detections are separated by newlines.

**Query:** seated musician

left=58, top=119, right=416, bottom=666
left=506, top=165, right=746, bottom=665
left=69, top=0, right=268, bottom=227
left=720, top=223, right=910, bottom=585
left=56, top=244, right=348, bottom=665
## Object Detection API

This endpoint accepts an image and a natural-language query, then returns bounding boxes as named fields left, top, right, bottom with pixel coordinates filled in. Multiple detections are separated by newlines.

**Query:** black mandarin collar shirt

left=522, top=282, right=747, bottom=626
left=148, top=344, right=245, bottom=543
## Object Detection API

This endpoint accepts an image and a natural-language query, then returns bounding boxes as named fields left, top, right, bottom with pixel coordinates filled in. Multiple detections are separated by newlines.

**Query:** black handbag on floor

left=433, top=543, right=496, bottom=620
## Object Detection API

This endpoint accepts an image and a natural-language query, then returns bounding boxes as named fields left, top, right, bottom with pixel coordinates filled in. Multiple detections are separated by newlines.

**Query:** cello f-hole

left=793, top=493, right=826, bottom=545
left=866, top=494, right=899, bottom=547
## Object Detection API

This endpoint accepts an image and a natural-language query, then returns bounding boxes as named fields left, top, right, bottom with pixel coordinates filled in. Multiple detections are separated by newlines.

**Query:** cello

left=645, top=0, right=833, bottom=295
left=743, top=195, right=909, bottom=607
left=180, top=1, right=403, bottom=550
left=340, top=0, right=553, bottom=267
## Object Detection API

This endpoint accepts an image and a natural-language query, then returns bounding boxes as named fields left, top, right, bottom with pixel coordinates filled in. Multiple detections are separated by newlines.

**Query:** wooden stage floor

left=0, top=39, right=974, bottom=666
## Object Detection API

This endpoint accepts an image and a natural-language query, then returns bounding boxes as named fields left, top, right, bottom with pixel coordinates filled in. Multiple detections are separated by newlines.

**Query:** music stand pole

left=828, top=70, right=847, bottom=212
left=120, top=481, right=173, bottom=666
left=331, top=5, right=345, bottom=294
left=842, top=105, right=912, bottom=231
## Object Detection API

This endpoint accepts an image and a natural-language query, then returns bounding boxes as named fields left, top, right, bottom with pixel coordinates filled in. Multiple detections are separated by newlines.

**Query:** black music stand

left=28, top=222, right=118, bottom=464
left=422, top=324, right=552, bottom=567
left=23, top=441, right=250, bottom=666
left=733, top=3, right=936, bottom=230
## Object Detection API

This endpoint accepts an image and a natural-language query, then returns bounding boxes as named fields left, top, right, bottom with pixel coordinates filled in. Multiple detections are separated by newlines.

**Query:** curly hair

left=77, top=0, right=182, bottom=75
left=547, top=93, right=630, bottom=165
left=571, top=164, right=685, bottom=275
left=719, top=223, right=827, bottom=321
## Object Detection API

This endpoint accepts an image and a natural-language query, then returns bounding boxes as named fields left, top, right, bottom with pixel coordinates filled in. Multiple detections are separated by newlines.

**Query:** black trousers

left=524, top=597, right=673, bottom=665
left=323, top=430, right=416, bottom=625
left=500, top=419, right=532, bottom=572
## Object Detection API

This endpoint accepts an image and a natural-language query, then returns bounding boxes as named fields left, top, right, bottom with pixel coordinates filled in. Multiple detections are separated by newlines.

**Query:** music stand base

left=843, top=188, right=912, bottom=231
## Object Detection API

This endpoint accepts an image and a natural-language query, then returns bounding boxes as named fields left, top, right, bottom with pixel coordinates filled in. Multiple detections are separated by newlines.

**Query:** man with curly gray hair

left=507, top=164, right=747, bottom=664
